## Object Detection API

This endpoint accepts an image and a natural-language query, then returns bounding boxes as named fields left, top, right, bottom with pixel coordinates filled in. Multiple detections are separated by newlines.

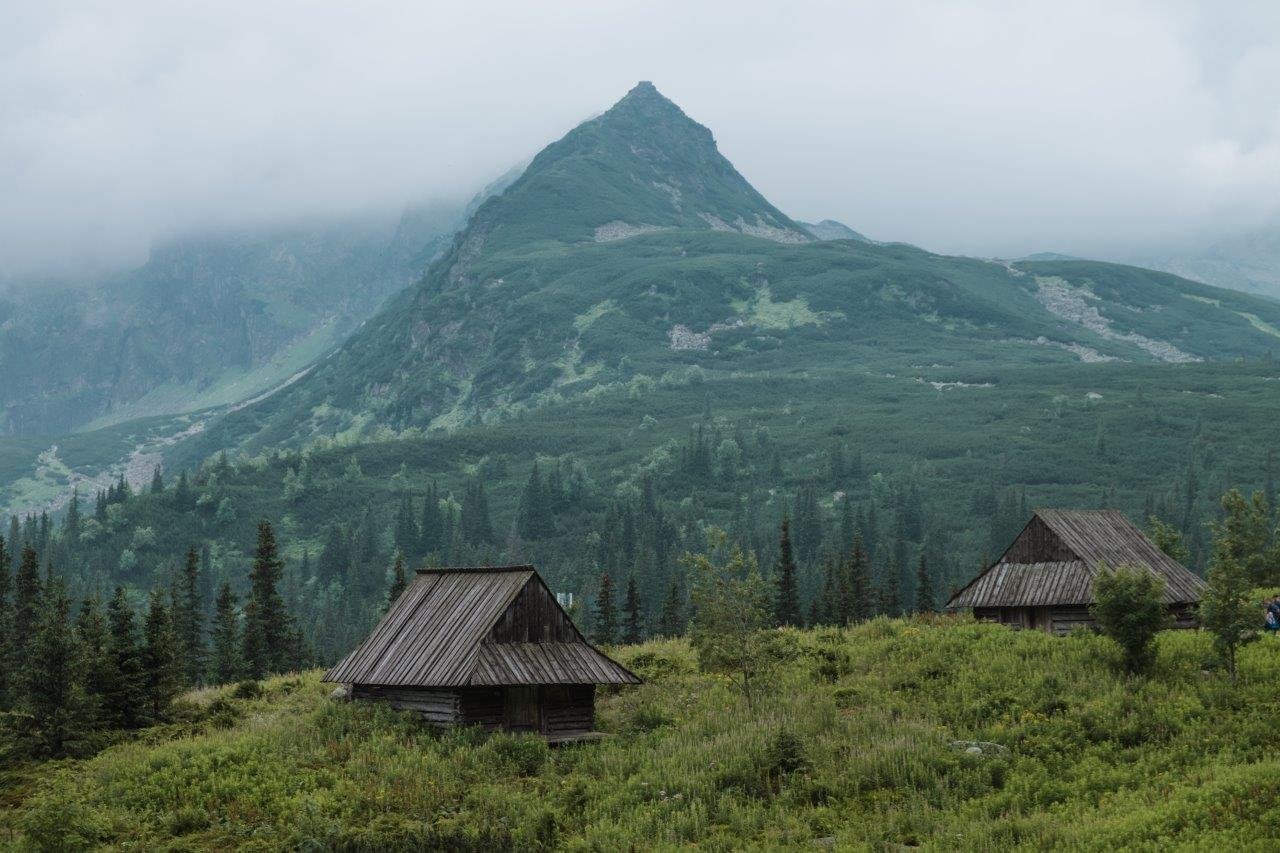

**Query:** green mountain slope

left=182, top=83, right=1280, bottom=460
left=0, top=202, right=465, bottom=437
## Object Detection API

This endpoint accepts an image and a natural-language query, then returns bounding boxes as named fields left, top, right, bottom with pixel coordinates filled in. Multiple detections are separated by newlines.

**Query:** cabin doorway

left=503, top=687, right=541, bottom=732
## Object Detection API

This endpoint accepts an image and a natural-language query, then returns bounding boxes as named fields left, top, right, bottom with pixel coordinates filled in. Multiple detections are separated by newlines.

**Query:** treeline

left=0, top=520, right=307, bottom=759
left=4, top=407, right=1268, bottom=676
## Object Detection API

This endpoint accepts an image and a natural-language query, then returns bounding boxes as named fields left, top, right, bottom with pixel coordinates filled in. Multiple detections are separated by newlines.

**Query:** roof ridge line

left=415, top=564, right=535, bottom=574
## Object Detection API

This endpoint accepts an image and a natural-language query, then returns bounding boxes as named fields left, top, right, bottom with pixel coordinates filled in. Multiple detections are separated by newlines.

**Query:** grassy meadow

left=5, top=617, right=1280, bottom=851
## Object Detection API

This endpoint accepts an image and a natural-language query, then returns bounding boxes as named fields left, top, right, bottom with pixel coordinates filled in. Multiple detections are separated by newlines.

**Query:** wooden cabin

left=946, top=509, right=1206, bottom=635
left=323, top=565, right=640, bottom=742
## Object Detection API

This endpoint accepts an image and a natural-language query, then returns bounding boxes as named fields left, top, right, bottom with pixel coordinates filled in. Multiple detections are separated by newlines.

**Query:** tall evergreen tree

left=22, top=573, right=85, bottom=756
left=142, top=589, right=182, bottom=721
left=517, top=462, right=549, bottom=540
left=393, top=497, right=419, bottom=557
left=172, top=546, right=204, bottom=686
left=0, top=535, right=11, bottom=708
left=63, top=490, right=82, bottom=545
left=173, top=470, right=191, bottom=507
left=657, top=578, right=685, bottom=638
left=914, top=554, right=936, bottom=614
left=623, top=575, right=643, bottom=644
left=150, top=465, right=164, bottom=494
left=104, top=587, right=146, bottom=728
left=772, top=518, right=802, bottom=627
left=461, top=480, right=495, bottom=545
left=243, top=520, right=289, bottom=679
left=386, top=553, right=407, bottom=612
left=593, top=572, right=617, bottom=645
left=838, top=500, right=856, bottom=556
left=814, top=557, right=838, bottom=626
left=880, top=561, right=901, bottom=617
left=318, top=523, right=351, bottom=585
left=791, top=485, right=824, bottom=563
left=76, top=596, right=111, bottom=724
left=210, top=583, right=242, bottom=685
left=847, top=535, right=872, bottom=623
left=419, top=482, right=443, bottom=555
left=12, top=545, right=43, bottom=664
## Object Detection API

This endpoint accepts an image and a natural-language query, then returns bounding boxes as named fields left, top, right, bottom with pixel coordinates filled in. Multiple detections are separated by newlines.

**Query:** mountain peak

left=611, top=80, right=677, bottom=112
left=464, top=82, right=809, bottom=252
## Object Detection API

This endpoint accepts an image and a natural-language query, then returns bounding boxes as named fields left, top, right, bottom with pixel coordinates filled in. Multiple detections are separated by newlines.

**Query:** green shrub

left=1091, top=565, right=1169, bottom=674
left=232, top=680, right=263, bottom=700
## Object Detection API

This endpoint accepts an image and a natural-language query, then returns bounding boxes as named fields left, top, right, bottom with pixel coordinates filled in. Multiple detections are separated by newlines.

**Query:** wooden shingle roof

left=323, top=565, right=639, bottom=687
left=947, top=509, right=1206, bottom=609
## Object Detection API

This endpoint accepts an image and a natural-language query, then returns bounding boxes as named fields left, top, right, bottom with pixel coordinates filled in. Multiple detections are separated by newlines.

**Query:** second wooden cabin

left=946, top=508, right=1206, bottom=634
left=324, top=565, right=640, bottom=742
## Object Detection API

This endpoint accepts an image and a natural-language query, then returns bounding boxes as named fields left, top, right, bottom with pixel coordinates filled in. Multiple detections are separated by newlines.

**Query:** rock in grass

left=950, top=740, right=1010, bottom=757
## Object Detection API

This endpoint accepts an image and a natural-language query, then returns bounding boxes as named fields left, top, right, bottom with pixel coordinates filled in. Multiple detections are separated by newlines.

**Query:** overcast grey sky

left=3, top=0, right=1279, bottom=276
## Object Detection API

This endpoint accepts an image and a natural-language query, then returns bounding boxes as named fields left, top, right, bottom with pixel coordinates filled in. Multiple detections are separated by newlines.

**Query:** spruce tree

left=657, top=578, right=685, bottom=637
left=173, top=471, right=191, bottom=507
left=593, top=572, right=617, bottom=645
left=419, top=482, right=443, bottom=555
left=880, top=561, right=901, bottom=617
left=12, top=545, right=42, bottom=664
left=104, top=587, right=146, bottom=729
left=22, top=573, right=85, bottom=757
left=0, top=535, right=10, bottom=708
left=517, top=462, right=547, bottom=540
left=914, top=554, right=936, bottom=614
left=63, top=490, right=82, bottom=546
left=393, top=497, right=419, bottom=557
left=792, top=485, right=824, bottom=563
left=142, top=589, right=182, bottom=721
left=839, top=499, right=856, bottom=556
left=468, top=481, right=495, bottom=544
left=210, top=583, right=242, bottom=685
left=386, top=552, right=407, bottom=612
left=243, top=520, right=290, bottom=679
left=318, top=524, right=351, bottom=585
left=76, top=596, right=110, bottom=725
left=816, top=558, right=838, bottom=626
left=772, top=518, right=802, bottom=627
left=172, top=546, right=204, bottom=686
left=623, top=575, right=643, bottom=644
left=150, top=465, right=164, bottom=494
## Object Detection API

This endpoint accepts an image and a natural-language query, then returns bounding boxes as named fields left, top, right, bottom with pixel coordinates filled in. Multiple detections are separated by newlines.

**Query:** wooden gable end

left=999, top=514, right=1078, bottom=564
left=488, top=576, right=581, bottom=643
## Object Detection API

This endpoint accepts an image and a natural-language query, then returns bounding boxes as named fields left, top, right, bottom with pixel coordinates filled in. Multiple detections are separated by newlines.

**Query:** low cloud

left=3, top=0, right=1279, bottom=277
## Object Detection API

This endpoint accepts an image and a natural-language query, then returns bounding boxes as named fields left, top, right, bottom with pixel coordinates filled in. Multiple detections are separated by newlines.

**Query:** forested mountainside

left=180, top=82, right=1280, bottom=460
left=2, top=82, right=1278, bottom=668
left=0, top=200, right=464, bottom=436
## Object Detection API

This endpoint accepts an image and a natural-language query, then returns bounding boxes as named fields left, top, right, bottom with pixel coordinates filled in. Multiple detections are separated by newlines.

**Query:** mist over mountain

left=0, top=201, right=467, bottom=436
left=177, top=82, right=1280, bottom=464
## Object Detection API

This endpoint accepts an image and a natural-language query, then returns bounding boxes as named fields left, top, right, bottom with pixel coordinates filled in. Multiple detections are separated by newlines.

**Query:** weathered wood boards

left=951, top=509, right=1207, bottom=634
left=324, top=565, right=639, bottom=738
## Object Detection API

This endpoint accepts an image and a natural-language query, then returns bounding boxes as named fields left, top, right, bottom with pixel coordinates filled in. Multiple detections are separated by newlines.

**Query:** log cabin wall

left=351, top=685, right=461, bottom=726
left=543, top=685, right=595, bottom=736
left=979, top=603, right=1196, bottom=635
left=1049, top=606, right=1095, bottom=635
left=458, top=687, right=505, bottom=730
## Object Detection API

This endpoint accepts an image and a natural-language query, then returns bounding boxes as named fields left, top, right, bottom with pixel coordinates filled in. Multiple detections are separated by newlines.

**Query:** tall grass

left=6, top=617, right=1280, bottom=850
